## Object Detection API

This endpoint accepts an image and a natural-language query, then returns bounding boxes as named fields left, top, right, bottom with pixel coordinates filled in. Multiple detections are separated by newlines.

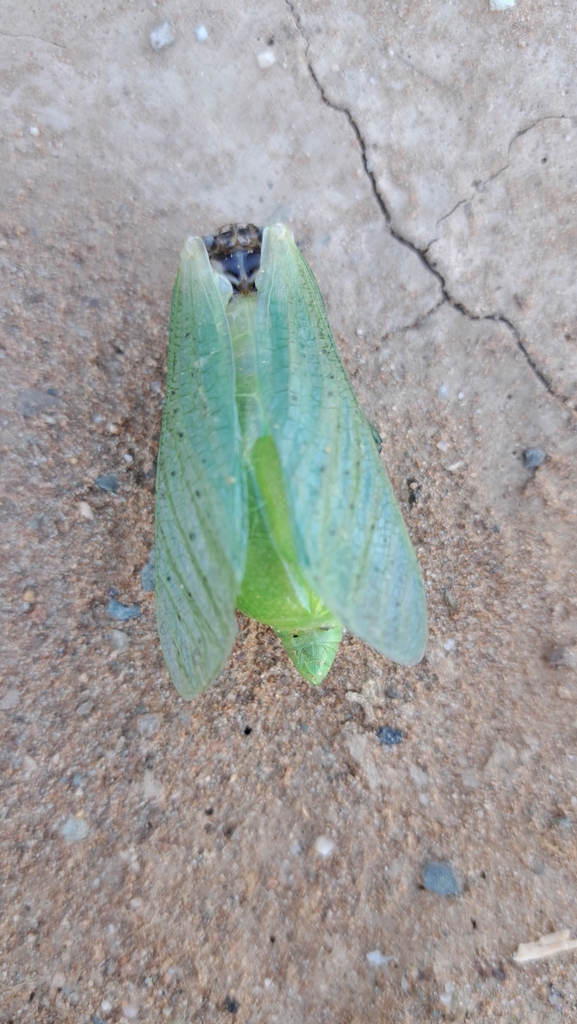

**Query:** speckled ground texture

left=1, top=2, right=577, bottom=1022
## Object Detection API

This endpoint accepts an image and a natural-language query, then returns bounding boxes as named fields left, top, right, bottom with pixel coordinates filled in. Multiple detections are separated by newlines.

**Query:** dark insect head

left=204, top=223, right=263, bottom=295
left=407, top=477, right=421, bottom=507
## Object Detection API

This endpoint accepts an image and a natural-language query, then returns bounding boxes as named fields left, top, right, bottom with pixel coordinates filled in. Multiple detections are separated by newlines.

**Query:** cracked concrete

left=2, top=2, right=577, bottom=1022
left=287, top=0, right=568, bottom=403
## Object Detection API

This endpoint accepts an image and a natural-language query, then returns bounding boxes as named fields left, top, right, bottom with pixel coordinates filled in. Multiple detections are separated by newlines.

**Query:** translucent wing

left=155, top=237, right=247, bottom=698
left=255, top=224, right=427, bottom=666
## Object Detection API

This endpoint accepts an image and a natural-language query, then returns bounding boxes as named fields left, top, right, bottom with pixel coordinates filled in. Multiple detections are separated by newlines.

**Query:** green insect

left=155, top=223, right=427, bottom=699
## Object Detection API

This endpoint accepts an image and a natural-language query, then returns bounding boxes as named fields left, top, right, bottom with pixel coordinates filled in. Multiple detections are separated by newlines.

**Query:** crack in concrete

left=286, top=0, right=566, bottom=407
left=507, top=114, right=572, bottom=157
left=437, top=115, right=573, bottom=226
left=381, top=298, right=448, bottom=342
left=0, top=31, right=65, bottom=48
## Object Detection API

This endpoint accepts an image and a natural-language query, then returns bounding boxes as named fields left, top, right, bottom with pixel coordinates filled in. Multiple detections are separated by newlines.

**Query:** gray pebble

left=61, top=816, right=90, bottom=843
left=108, top=629, right=130, bottom=652
left=547, top=646, right=576, bottom=669
left=140, top=549, right=155, bottom=592
left=150, top=20, right=175, bottom=50
left=14, top=388, right=59, bottom=417
left=136, top=713, right=160, bottom=737
left=108, top=598, right=141, bottom=621
left=95, top=474, right=119, bottom=493
left=523, top=447, right=546, bottom=470
left=1, top=687, right=20, bottom=710
left=422, top=861, right=460, bottom=896
left=76, top=699, right=94, bottom=716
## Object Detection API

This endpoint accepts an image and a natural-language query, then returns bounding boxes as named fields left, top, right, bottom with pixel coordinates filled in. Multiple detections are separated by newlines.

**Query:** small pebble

left=137, top=713, right=160, bottom=736
left=14, top=388, right=59, bottom=417
left=366, top=950, right=394, bottom=966
left=121, top=1003, right=139, bottom=1020
left=490, top=0, right=514, bottom=9
left=108, top=598, right=141, bottom=621
left=61, top=816, right=90, bottom=843
left=140, top=549, right=155, bottom=592
left=523, top=447, right=546, bottom=470
left=78, top=501, right=94, bottom=520
left=28, top=125, right=40, bottom=137
left=101, top=1000, right=113, bottom=1014
left=257, top=50, right=276, bottom=69
left=422, top=861, right=460, bottom=896
left=94, top=473, right=119, bottom=493
left=224, top=997, right=239, bottom=1014
left=548, top=646, right=576, bottom=669
left=376, top=726, right=403, bottom=746
left=1, top=687, right=20, bottom=710
left=76, top=698, right=94, bottom=716
left=314, top=836, right=335, bottom=858
left=195, top=24, right=208, bottom=42
left=51, top=971, right=65, bottom=990
left=108, top=629, right=130, bottom=652
left=438, top=384, right=448, bottom=399
left=150, top=21, right=175, bottom=50
left=444, top=638, right=456, bottom=652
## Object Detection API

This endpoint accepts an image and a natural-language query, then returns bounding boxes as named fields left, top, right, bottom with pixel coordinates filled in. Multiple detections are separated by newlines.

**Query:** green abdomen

left=225, top=294, right=342, bottom=685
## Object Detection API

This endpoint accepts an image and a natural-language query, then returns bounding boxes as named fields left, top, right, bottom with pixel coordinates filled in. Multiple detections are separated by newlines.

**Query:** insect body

left=155, top=224, right=427, bottom=699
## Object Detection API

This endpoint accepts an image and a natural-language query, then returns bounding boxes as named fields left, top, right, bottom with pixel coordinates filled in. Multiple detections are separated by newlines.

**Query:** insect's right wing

left=255, top=224, right=427, bottom=666
left=155, top=237, right=247, bottom=699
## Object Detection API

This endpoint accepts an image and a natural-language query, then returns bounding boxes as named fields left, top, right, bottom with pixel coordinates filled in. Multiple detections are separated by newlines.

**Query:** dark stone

left=377, top=726, right=403, bottom=746
left=14, top=388, right=60, bottom=417
left=108, top=598, right=141, bottom=621
left=422, top=861, right=460, bottom=896
left=95, top=473, right=119, bottom=493
left=523, top=447, right=546, bottom=470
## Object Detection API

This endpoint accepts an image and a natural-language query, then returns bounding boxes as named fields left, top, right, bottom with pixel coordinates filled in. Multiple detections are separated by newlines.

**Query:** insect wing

left=255, top=224, right=427, bottom=666
left=155, top=237, right=247, bottom=698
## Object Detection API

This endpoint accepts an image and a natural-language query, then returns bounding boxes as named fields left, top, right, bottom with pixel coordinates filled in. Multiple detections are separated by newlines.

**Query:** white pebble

left=489, top=0, right=514, bottom=8
left=438, top=384, right=448, bottom=399
left=366, top=950, right=394, bottom=966
left=264, top=978, right=272, bottom=988
left=100, top=1000, right=112, bottom=1015
left=61, top=816, right=90, bottom=843
left=122, top=1004, right=139, bottom=1020
left=150, top=21, right=175, bottom=50
left=195, top=25, right=208, bottom=42
left=314, top=835, right=335, bottom=857
left=78, top=501, right=94, bottom=520
left=28, top=125, right=40, bottom=137
left=444, top=638, right=456, bottom=652
left=436, top=441, right=448, bottom=452
left=257, top=50, right=276, bottom=69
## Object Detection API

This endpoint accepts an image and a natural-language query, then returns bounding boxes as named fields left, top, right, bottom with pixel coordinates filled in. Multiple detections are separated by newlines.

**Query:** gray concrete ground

left=1, top=1, right=577, bottom=1021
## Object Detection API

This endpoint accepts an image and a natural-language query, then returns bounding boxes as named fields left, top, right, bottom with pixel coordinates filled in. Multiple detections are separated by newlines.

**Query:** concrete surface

left=1, top=1, right=577, bottom=1022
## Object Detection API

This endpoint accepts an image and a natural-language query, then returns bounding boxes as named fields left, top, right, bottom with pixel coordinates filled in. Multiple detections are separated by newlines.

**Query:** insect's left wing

left=255, top=224, right=427, bottom=667
left=155, top=237, right=247, bottom=699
